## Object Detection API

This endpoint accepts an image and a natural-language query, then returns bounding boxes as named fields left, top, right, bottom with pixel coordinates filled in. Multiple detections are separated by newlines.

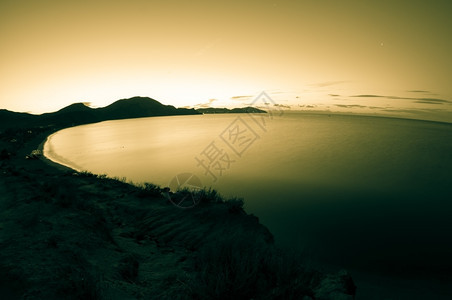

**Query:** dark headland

left=0, top=97, right=355, bottom=299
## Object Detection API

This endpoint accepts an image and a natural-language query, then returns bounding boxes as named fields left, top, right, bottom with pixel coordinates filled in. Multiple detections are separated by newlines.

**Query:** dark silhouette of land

left=0, top=97, right=268, bottom=130
left=0, top=97, right=200, bottom=129
left=0, top=97, right=356, bottom=299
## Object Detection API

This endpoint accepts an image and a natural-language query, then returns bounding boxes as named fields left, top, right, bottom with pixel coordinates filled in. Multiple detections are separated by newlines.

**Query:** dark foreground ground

left=0, top=126, right=355, bottom=299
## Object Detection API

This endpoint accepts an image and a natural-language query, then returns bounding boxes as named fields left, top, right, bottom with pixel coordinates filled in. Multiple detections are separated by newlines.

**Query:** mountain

left=0, top=97, right=200, bottom=129
left=98, top=97, right=197, bottom=119
left=0, top=97, right=269, bottom=130
left=39, top=103, right=102, bottom=127
left=0, top=109, right=38, bottom=128
left=197, top=107, right=267, bottom=114
left=55, top=102, right=94, bottom=114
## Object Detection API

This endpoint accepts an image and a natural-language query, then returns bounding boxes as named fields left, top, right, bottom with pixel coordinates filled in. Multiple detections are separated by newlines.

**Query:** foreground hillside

left=0, top=125, right=356, bottom=299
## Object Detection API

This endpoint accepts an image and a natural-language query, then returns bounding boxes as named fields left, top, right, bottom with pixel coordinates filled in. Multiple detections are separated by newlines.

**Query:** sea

left=44, top=111, right=452, bottom=299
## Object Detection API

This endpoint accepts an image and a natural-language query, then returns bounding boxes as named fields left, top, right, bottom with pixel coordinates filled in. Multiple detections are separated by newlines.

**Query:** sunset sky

left=1, top=0, right=451, bottom=122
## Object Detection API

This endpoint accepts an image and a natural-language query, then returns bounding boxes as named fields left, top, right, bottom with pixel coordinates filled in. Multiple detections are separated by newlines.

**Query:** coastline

left=0, top=124, right=356, bottom=299
left=38, top=133, right=82, bottom=173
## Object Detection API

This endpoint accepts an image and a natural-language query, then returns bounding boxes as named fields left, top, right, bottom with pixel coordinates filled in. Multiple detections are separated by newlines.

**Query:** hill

left=0, top=109, right=38, bottom=128
left=0, top=97, right=270, bottom=130
left=0, top=97, right=200, bottom=129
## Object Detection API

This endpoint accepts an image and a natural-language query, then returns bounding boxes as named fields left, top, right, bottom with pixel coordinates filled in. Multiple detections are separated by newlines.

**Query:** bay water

left=44, top=112, right=452, bottom=298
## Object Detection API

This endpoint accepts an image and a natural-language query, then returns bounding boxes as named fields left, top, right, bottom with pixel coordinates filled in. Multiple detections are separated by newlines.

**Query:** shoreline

left=38, top=133, right=82, bottom=173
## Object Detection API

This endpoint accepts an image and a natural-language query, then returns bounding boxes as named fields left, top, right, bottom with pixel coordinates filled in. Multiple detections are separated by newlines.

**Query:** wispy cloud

left=309, top=81, right=349, bottom=88
left=329, top=94, right=340, bottom=97
left=195, top=98, right=217, bottom=108
left=414, top=99, right=446, bottom=105
left=335, top=104, right=368, bottom=108
left=388, top=96, right=450, bottom=104
left=274, top=104, right=291, bottom=109
left=381, top=108, right=420, bottom=114
left=407, top=90, right=431, bottom=93
left=230, top=95, right=253, bottom=101
left=350, top=94, right=451, bottom=105
left=350, top=94, right=384, bottom=98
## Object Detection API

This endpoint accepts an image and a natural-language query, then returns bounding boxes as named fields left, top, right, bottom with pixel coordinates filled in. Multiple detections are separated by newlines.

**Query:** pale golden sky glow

left=1, top=0, right=452, bottom=122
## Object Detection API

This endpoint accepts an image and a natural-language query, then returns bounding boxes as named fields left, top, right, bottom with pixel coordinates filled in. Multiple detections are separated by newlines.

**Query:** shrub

left=78, top=171, right=96, bottom=178
left=194, top=188, right=223, bottom=204
left=225, top=197, right=244, bottom=214
left=190, top=233, right=268, bottom=300
left=136, top=182, right=162, bottom=198
left=188, top=233, right=317, bottom=300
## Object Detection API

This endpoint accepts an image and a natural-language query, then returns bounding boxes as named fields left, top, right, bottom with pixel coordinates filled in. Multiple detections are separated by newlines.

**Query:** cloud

left=350, top=94, right=451, bottom=105
left=388, top=96, right=450, bottom=104
left=415, top=100, right=444, bottom=105
left=350, top=94, right=384, bottom=98
left=381, top=108, right=419, bottom=114
left=309, top=81, right=349, bottom=88
left=414, top=97, right=449, bottom=104
left=329, top=94, right=340, bottom=97
left=335, top=104, right=368, bottom=108
left=407, top=90, right=431, bottom=93
left=195, top=98, right=217, bottom=108
left=230, top=95, right=253, bottom=101
left=274, top=104, right=291, bottom=109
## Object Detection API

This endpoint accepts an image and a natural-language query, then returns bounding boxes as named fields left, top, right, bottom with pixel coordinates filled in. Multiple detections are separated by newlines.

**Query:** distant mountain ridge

left=0, top=97, right=199, bottom=128
left=197, top=107, right=266, bottom=114
left=0, top=97, right=268, bottom=129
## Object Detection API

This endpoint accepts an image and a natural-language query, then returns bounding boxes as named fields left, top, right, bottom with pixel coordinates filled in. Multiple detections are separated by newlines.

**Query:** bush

left=136, top=182, right=162, bottom=198
left=190, top=233, right=268, bottom=300
left=78, top=171, right=96, bottom=178
left=188, top=233, right=317, bottom=300
left=225, top=197, right=244, bottom=214
left=194, top=188, right=223, bottom=204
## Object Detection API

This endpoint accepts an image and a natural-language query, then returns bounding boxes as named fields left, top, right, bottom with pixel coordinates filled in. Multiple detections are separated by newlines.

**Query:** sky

left=1, top=0, right=452, bottom=122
